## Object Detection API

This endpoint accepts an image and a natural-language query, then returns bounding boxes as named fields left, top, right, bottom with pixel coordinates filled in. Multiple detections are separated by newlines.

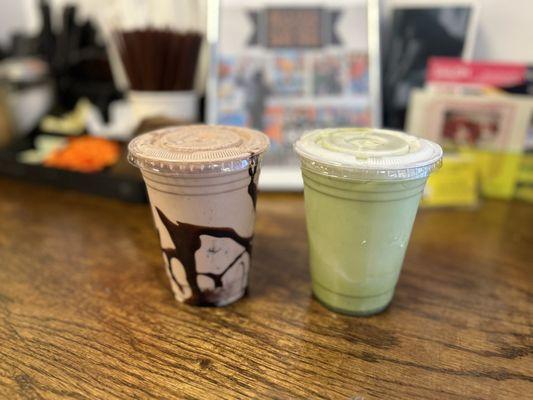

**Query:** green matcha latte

left=294, top=128, right=442, bottom=316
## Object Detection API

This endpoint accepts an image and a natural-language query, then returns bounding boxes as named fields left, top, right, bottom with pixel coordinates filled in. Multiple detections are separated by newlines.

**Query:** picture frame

left=386, top=0, right=480, bottom=60
left=382, top=0, right=480, bottom=129
left=207, top=0, right=382, bottom=190
left=406, top=89, right=532, bottom=153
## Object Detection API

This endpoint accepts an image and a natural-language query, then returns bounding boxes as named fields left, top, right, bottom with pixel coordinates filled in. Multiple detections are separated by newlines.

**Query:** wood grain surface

left=0, top=177, right=531, bottom=399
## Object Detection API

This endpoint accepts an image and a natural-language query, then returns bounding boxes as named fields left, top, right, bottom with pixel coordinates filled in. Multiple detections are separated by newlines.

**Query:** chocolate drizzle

left=248, top=155, right=258, bottom=209
left=156, top=207, right=252, bottom=306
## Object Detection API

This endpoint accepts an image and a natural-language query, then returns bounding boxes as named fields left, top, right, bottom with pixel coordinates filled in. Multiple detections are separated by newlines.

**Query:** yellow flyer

left=474, top=151, right=523, bottom=199
left=515, top=153, right=533, bottom=202
left=421, top=154, right=478, bottom=207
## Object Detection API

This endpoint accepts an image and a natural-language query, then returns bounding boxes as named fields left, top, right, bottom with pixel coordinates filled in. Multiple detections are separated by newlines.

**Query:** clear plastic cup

left=294, top=128, right=442, bottom=315
left=128, top=125, right=269, bottom=306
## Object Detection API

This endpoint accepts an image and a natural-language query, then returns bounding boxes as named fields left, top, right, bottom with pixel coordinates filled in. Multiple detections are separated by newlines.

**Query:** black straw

left=116, top=28, right=203, bottom=91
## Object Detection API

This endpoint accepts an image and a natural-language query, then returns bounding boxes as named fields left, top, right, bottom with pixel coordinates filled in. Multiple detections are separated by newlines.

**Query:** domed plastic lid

left=294, top=127, right=442, bottom=181
left=128, top=125, right=270, bottom=175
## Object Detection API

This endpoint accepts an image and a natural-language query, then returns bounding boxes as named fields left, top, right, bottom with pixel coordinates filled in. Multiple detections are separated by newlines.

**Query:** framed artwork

left=207, top=0, right=382, bottom=190
left=382, top=0, right=480, bottom=129
left=406, top=89, right=533, bottom=153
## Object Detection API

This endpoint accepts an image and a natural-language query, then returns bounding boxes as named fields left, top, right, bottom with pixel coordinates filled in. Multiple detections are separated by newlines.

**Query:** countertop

left=0, top=177, right=531, bottom=399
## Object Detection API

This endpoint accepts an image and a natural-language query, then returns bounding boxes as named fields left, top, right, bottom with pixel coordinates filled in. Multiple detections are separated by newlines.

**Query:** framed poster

left=207, top=0, right=381, bottom=190
left=407, top=90, right=533, bottom=153
left=382, top=0, right=479, bottom=129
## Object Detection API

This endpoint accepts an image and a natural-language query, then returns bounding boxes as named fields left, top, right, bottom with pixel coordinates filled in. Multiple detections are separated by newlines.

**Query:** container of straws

left=115, top=26, right=203, bottom=124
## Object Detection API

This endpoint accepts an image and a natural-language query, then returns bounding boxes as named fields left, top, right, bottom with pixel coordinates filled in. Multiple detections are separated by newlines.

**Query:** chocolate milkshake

left=128, top=125, right=269, bottom=306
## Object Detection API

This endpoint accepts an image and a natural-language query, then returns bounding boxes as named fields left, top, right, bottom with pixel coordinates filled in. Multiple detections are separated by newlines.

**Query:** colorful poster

left=212, top=0, right=375, bottom=187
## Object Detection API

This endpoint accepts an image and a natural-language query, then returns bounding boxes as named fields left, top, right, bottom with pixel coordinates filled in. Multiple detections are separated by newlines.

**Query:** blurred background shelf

left=0, top=134, right=146, bottom=202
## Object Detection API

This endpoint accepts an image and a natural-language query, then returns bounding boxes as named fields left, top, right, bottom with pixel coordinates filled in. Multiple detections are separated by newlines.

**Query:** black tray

left=0, top=136, right=147, bottom=203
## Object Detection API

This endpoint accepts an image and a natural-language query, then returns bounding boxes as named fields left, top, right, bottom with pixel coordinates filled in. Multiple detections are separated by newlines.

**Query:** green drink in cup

left=294, top=128, right=442, bottom=316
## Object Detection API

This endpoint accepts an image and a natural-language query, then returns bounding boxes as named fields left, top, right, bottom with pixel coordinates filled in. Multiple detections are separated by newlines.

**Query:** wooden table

left=0, top=177, right=531, bottom=399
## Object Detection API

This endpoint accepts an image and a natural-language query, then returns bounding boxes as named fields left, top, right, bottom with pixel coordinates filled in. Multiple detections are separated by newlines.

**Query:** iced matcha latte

left=295, top=128, right=442, bottom=315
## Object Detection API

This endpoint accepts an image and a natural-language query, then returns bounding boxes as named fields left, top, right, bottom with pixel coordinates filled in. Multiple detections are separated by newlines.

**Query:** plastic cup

left=129, top=90, right=198, bottom=124
left=294, top=128, right=442, bottom=316
left=128, top=125, right=269, bottom=306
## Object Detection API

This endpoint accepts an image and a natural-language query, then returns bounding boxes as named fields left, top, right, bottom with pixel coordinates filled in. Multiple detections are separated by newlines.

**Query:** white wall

left=0, top=0, right=35, bottom=46
left=472, top=0, right=533, bottom=62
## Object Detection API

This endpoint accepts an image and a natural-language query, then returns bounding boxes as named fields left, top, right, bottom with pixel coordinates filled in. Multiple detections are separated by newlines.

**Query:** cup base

left=312, top=284, right=394, bottom=316
left=172, top=287, right=248, bottom=307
